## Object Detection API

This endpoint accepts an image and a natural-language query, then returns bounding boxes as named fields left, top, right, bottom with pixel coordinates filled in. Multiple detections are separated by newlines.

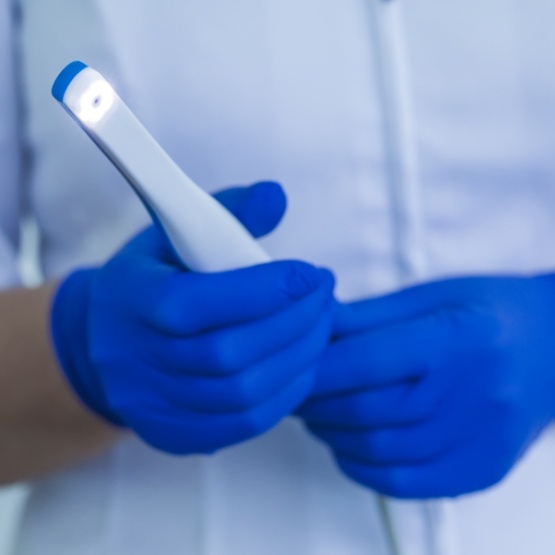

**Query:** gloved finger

left=212, top=181, right=287, bottom=238
left=152, top=275, right=334, bottom=374
left=333, top=277, right=484, bottom=338
left=310, top=314, right=451, bottom=397
left=335, top=441, right=511, bottom=499
left=130, top=261, right=334, bottom=336
left=145, top=307, right=333, bottom=412
left=129, top=366, right=317, bottom=455
left=298, top=378, right=442, bottom=429
left=307, top=407, right=460, bottom=465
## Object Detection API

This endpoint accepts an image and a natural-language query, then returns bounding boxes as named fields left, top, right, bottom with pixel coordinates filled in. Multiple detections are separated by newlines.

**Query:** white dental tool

left=52, top=61, right=271, bottom=272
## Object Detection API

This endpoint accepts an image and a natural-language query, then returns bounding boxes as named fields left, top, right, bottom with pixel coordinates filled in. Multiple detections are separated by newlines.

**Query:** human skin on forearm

left=0, top=282, right=121, bottom=485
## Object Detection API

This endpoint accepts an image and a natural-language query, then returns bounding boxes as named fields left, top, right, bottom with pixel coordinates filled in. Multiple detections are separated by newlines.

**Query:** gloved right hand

left=51, top=181, right=335, bottom=455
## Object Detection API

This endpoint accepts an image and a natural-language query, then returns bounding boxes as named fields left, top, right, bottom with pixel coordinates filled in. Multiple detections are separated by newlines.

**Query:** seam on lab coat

left=367, top=0, right=426, bottom=286
left=0, top=0, right=25, bottom=289
left=365, top=1, right=456, bottom=554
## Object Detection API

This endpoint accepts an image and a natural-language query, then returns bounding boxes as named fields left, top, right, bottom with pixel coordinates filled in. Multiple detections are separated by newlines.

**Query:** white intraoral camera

left=52, top=61, right=270, bottom=272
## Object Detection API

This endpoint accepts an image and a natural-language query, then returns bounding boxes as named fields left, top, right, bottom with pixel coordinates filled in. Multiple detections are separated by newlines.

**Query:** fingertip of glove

left=250, top=181, right=286, bottom=206
left=242, top=181, right=287, bottom=238
left=282, top=262, right=335, bottom=300
left=318, top=268, right=336, bottom=292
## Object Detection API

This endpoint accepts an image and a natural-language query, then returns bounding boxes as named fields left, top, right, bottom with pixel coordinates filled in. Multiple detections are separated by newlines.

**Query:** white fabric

left=5, top=0, right=555, bottom=553
left=0, top=0, right=22, bottom=289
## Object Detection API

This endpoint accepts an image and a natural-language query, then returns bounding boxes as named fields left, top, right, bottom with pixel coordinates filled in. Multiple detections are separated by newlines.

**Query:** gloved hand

left=298, top=274, right=555, bottom=498
left=52, top=181, right=335, bottom=455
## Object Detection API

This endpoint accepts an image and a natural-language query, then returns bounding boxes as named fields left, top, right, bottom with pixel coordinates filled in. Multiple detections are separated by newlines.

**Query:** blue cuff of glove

left=51, top=269, right=124, bottom=427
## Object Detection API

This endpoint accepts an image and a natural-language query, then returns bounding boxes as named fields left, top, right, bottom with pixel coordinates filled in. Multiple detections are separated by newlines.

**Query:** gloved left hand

left=298, top=274, right=555, bottom=498
left=51, top=181, right=336, bottom=455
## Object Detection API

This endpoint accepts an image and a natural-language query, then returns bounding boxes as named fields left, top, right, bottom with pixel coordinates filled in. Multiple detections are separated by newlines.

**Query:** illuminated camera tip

left=76, top=79, right=115, bottom=124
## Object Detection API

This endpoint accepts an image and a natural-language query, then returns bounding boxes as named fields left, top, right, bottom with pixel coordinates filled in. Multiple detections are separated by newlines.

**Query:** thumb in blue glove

left=52, top=181, right=336, bottom=455
left=299, top=274, right=555, bottom=498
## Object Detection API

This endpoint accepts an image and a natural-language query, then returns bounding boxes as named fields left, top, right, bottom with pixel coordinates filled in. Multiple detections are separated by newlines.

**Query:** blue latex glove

left=298, top=275, right=555, bottom=498
left=52, top=181, right=335, bottom=455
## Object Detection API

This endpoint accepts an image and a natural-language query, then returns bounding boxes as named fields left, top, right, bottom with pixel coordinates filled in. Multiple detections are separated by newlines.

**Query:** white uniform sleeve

left=0, top=0, right=23, bottom=288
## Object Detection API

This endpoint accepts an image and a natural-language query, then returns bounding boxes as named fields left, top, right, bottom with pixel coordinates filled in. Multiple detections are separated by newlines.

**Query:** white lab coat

left=2, top=0, right=555, bottom=553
